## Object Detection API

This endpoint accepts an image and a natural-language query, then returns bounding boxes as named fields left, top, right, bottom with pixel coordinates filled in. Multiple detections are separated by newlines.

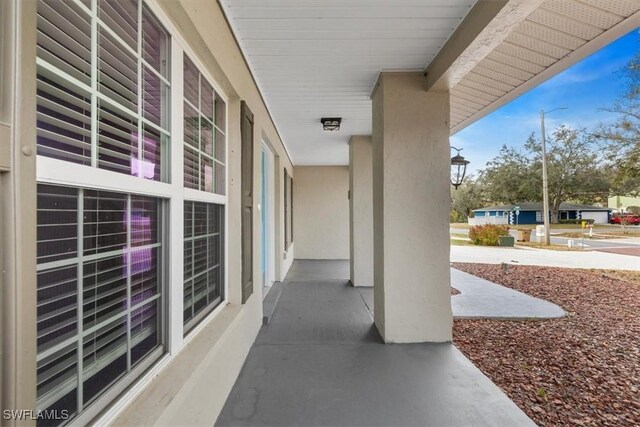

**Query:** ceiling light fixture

left=320, top=117, right=342, bottom=131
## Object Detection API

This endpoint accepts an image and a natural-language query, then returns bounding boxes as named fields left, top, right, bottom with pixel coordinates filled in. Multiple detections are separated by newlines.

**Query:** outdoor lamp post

left=451, top=147, right=470, bottom=189
left=540, top=107, right=567, bottom=245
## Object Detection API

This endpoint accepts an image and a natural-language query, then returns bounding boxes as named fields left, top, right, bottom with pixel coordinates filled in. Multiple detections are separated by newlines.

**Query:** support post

left=349, top=135, right=373, bottom=287
left=371, top=72, right=452, bottom=343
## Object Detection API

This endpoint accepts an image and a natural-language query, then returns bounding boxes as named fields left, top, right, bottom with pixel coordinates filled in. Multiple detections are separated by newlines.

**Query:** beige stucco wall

left=372, top=72, right=453, bottom=343
left=4, top=1, right=295, bottom=422
left=293, top=166, right=350, bottom=260
left=155, top=0, right=295, bottom=288
left=349, top=136, right=374, bottom=287
left=113, top=0, right=295, bottom=424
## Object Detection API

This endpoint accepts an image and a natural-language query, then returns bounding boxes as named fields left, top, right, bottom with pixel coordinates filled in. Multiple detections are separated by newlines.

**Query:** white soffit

left=220, top=0, right=477, bottom=165
left=450, top=0, right=640, bottom=133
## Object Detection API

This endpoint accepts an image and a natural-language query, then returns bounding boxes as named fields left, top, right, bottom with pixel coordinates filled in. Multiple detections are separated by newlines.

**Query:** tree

left=478, top=127, right=609, bottom=223
left=526, top=126, right=610, bottom=222
left=595, top=51, right=640, bottom=195
left=450, top=175, right=485, bottom=223
left=480, top=144, right=539, bottom=204
left=627, top=206, right=640, bottom=215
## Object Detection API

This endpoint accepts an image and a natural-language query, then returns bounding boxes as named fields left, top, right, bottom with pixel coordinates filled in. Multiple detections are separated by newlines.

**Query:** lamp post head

left=450, top=147, right=470, bottom=189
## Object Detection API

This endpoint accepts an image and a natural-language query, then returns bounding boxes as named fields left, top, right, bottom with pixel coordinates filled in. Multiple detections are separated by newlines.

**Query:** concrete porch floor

left=217, top=260, right=534, bottom=426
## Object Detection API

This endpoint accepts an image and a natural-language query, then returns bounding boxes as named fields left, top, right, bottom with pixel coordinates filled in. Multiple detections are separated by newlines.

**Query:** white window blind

left=35, top=1, right=170, bottom=424
left=183, top=201, right=225, bottom=334
left=36, top=0, right=170, bottom=182
left=36, top=184, right=164, bottom=422
left=183, top=54, right=226, bottom=195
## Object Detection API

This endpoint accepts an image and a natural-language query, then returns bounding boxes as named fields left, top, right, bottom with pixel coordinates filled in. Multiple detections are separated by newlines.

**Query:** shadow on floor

left=217, top=260, right=534, bottom=427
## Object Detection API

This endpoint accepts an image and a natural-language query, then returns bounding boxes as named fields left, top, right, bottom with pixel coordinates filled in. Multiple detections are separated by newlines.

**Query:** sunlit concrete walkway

left=451, top=269, right=566, bottom=320
left=356, top=267, right=565, bottom=320
left=217, top=260, right=534, bottom=427
left=451, top=245, right=640, bottom=270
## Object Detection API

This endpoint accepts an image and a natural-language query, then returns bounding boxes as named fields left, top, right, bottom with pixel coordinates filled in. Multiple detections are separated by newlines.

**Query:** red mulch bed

left=452, top=263, right=640, bottom=426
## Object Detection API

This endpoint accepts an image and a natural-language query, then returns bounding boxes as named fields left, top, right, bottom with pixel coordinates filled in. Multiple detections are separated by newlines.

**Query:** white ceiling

left=220, top=0, right=477, bottom=165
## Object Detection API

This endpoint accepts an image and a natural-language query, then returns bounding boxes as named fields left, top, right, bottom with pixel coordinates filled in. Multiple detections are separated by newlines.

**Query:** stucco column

left=371, top=72, right=452, bottom=343
left=349, top=136, right=374, bottom=287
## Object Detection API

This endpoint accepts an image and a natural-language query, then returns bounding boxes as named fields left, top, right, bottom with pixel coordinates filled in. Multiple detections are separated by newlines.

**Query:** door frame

left=261, top=141, right=277, bottom=291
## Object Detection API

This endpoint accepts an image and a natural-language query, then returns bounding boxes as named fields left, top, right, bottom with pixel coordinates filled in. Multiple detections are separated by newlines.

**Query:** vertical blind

left=36, top=184, right=163, bottom=422
left=183, top=201, right=225, bottom=334
left=183, top=54, right=227, bottom=194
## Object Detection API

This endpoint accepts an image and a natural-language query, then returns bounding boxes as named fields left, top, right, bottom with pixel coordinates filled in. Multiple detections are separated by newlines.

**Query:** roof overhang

left=219, top=0, right=640, bottom=165
left=446, top=1, right=640, bottom=134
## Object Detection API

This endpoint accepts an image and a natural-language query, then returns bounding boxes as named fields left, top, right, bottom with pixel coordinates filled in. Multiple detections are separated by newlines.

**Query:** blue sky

left=451, top=28, right=639, bottom=174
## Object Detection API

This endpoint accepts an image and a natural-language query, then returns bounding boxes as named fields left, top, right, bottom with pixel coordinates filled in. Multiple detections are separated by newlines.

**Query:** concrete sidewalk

left=357, top=268, right=565, bottom=320
left=451, top=245, right=640, bottom=270
left=451, top=269, right=566, bottom=320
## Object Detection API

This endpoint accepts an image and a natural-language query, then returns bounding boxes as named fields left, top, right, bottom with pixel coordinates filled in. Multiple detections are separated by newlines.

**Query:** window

left=35, top=1, right=170, bottom=424
left=36, top=184, right=164, bottom=421
left=182, top=53, right=228, bottom=334
left=36, top=0, right=170, bottom=181
left=536, top=211, right=543, bottom=222
left=183, top=54, right=226, bottom=194
left=34, top=0, right=230, bottom=423
left=183, top=202, right=225, bottom=334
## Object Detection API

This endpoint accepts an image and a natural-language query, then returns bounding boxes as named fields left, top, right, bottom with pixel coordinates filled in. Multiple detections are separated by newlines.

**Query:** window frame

left=179, top=49, right=229, bottom=338
left=182, top=201, right=226, bottom=335
left=181, top=52, right=227, bottom=196
left=36, top=0, right=172, bottom=181
left=35, top=1, right=173, bottom=422
left=33, top=0, right=231, bottom=423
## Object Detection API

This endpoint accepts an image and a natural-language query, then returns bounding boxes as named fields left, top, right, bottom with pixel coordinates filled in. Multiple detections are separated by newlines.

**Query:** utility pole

left=540, top=107, right=567, bottom=246
left=541, top=109, right=551, bottom=246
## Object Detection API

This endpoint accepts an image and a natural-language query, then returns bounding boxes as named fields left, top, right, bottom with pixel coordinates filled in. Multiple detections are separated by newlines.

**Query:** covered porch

left=1, top=0, right=638, bottom=426
left=120, top=260, right=535, bottom=426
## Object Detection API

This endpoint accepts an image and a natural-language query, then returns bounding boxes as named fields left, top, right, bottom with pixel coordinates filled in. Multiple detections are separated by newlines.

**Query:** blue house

left=472, top=203, right=612, bottom=225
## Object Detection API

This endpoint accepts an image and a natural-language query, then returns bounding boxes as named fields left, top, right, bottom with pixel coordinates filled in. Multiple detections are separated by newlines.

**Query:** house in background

left=471, top=203, right=612, bottom=225
left=608, top=195, right=640, bottom=213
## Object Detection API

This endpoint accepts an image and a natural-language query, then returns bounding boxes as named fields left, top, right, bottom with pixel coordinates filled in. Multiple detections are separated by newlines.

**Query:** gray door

left=241, top=101, right=254, bottom=303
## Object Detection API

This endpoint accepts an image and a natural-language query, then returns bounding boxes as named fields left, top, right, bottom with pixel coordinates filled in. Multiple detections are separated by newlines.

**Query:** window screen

left=36, top=0, right=170, bottom=181
left=183, top=201, right=225, bottom=334
left=183, top=54, right=226, bottom=194
left=36, top=183, right=164, bottom=422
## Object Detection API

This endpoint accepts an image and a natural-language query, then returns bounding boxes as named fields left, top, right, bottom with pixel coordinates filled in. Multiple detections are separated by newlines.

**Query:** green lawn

left=450, top=238, right=472, bottom=246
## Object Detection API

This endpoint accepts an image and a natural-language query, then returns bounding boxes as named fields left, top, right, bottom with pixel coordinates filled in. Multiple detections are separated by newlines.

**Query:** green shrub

left=558, top=218, right=595, bottom=224
left=468, top=224, right=510, bottom=246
